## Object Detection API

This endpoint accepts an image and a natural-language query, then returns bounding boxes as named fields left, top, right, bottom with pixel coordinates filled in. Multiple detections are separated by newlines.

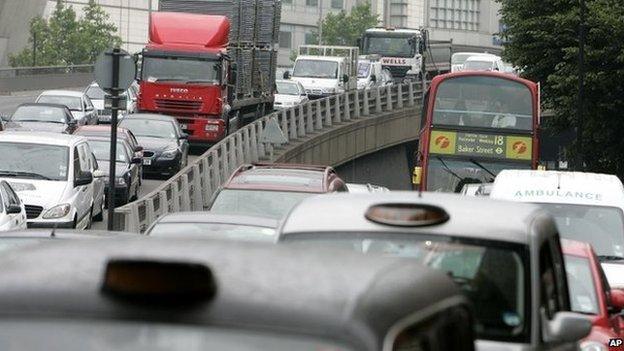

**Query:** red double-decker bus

left=413, top=71, right=540, bottom=192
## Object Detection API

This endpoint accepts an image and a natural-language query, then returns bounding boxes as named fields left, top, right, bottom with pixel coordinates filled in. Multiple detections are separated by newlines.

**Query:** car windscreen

left=148, top=222, right=276, bottom=242
left=357, top=62, right=371, bottom=78
left=293, top=59, right=338, bottom=79
left=281, top=233, right=530, bottom=343
left=0, top=319, right=354, bottom=351
left=276, top=82, right=300, bottom=95
left=87, top=140, right=129, bottom=163
left=433, top=76, right=534, bottom=130
left=11, top=106, right=68, bottom=124
left=36, top=95, right=82, bottom=111
left=539, top=203, right=624, bottom=258
left=0, top=143, right=69, bottom=181
left=142, top=56, right=220, bottom=84
left=564, top=254, right=599, bottom=315
left=210, top=189, right=314, bottom=219
left=85, top=85, right=105, bottom=100
left=119, top=119, right=176, bottom=139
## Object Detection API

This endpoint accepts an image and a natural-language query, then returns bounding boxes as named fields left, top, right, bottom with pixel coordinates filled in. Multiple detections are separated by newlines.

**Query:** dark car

left=119, top=113, right=189, bottom=178
left=208, top=163, right=347, bottom=219
left=146, top=212, right=279, bottom=242
left=86, top=137, right=141, bottom=205
left=5, top=103, right=77, bottom=134
left=75, top=125, right=144, bottom=181
left=0, top=238, right=475, bottom=351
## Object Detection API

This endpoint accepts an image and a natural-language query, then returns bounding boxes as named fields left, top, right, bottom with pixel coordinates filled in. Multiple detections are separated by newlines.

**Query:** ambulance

left=490, top=170, right=624, bottom=287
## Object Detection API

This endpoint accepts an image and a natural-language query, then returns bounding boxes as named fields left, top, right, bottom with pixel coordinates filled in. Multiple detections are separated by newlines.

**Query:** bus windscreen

left=432, top=76, right=533, bottom=130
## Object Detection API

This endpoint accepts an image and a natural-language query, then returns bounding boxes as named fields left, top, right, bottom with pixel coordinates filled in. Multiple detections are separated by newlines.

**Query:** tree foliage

left=9, top=0, right=121, bottom=67
left=497, top=0, right=624, bottom=176
left=310, top=2, right=379, bottom=46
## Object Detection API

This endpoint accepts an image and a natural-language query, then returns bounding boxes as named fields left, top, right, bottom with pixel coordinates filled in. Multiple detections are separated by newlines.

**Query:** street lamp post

left=576, top=0, right=586, bottom=171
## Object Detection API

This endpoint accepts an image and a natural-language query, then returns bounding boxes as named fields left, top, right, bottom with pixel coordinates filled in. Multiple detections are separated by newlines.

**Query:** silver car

left=278, top=192, right=592, bottom=351
left=84, top=82, right=138, bottom=123
left=35, top=90, right=98, bottom=126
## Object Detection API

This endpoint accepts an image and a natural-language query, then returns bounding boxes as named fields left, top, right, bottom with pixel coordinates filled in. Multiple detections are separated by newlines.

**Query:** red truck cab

left=138, top=12, right=231, bottom=145
left=562, top=239, right=624, bottom=350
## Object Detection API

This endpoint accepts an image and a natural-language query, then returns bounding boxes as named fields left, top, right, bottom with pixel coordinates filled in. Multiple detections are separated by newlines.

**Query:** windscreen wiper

left=469, top=158, right=497, bottom=181
left=0, top=171, right=52, bottom=180
left=597, top=255, right=624, bottom=262
left=435, top=156, right=462, bottom=180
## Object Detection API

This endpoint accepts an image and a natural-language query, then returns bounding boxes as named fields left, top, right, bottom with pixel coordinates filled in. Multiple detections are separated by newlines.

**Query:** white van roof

left=465, top=55, right=501, bottom=63
left=490, top=170, right=624, bottom=207
left=296, top=55, right=345, bottom=63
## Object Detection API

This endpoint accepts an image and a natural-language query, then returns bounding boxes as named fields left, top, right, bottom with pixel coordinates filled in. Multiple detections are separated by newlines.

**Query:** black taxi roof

left=279, top=192, right=556, bottom=245
left=0, top=238, right=465, bottom=350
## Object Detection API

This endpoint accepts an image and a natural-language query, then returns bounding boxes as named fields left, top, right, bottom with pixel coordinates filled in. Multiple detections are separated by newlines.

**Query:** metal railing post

left=375, top=86, right=382, bottom=114
left=386, top=84, right=393, bottom=111
left=297, top=104, right=306, bottom=137
left=315, top=99, right=323, bottom=129
left=145, top=199, right=155, bottom=231
left=343, top=92, right=351, bottom=120
left=353, top=90, right=361, bottom=118
left=334, top=95, right=341, bottom=123
left=363, top=88, right=370, bottom=116
left=180, top=175, right=191, bottom=212
left=158, top=190, right=169, bottom=215
left=408, top=82, right=415, bottom=107
left=192, top=164, right=203, bottom=211
left=306, top=102, right=314, bottom=133
left=397, top=84, right=404, bottom=109
left=325, top=98, right=332, bottom=126
left=280, top=110, right=289, bottom=142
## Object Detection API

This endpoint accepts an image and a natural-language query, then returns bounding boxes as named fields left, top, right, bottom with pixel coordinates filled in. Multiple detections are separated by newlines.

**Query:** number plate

left=180, top=124, right=187, bottom=130
left=143, top=158, right=152, bottom=166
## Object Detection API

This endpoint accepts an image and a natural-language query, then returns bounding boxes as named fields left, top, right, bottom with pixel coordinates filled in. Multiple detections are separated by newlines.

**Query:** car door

left=123, top=142, right=139, bottom=195
left=74, top=144, right=93, bottom=225
left=1, top=182, right=26, bottom=229
left=174, top=121, right=189, bottom=161
left=89, top=152, right=105, bottom=215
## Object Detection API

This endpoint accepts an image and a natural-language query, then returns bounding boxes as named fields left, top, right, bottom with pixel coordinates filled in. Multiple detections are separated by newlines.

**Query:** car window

left=0, top=185, right=9, bottom=212
left=73, top=147, right=81, bottom=180
left=540, top=239, right=567, bottom=320
left=3, top=183, right=20, bottom=206
left=564, top=255, right=599, bottom=314
left=77, top=144, right=91, bottom=173
left=85, top=96, right=94, bottom=110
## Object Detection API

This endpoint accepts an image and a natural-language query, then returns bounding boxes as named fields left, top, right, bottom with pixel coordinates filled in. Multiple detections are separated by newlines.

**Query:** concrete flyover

left=114, top=82, right=425, bottom=232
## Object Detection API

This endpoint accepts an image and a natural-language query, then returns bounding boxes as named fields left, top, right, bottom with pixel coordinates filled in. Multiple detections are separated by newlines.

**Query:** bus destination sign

left=429, top=130, right=532, bottom=160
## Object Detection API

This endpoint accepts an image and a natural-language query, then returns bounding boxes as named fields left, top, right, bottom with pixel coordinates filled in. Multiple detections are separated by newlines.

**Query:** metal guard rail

left=114, top=82, right=424, bottom=232
left=0, top=64, right=94, bottom=78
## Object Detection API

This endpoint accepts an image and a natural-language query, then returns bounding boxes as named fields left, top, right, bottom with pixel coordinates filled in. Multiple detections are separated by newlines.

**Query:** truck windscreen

left=364, top=36, right=415, bottom=58
left=293, top=60, right=338, bottom=79
left=142, top=56, right=220, bottom=84
left=432, top=76, right=533, bottom=130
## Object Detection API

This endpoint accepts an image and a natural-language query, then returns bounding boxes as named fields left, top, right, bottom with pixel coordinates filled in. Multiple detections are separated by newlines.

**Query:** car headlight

left=42, top=203, right=71, bottom=219
left=580, top=341, right=607, bottom=351
left=160, top=148, right=178, bottom=159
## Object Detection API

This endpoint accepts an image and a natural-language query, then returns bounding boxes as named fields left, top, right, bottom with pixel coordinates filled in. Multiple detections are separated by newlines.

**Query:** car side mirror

left=93, top=170, right=106, bottom=178
left=74, top=171, right=93, bottom=187
left=342, top=74, right=349, bottom=83
left=542, top=311, right=591, bottom=343
left=283, top=71, right=291, bottom=79
left=134, top=145, right=144, bottom=152
left=131, top=157, right=142, bottom=164
left=86, top=106, right=94, bottom=111
left=179, top=133, right=189, bottom=140
left=6, top=204, right=21, bottom=214
left=370, top=74, right=377, bottom=82
left=0, top=114, right=10, bottom=122
left=68, top=119, right=77, bottom=126
left=610, top=289, right=624, bottom=311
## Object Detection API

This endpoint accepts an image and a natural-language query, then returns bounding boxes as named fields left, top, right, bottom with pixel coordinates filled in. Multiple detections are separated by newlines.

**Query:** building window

left=306, top=0, right=318, bottom=6
left=304, top=32, right=316, bottom=44
left=279, top=31, right=292, bottom=49
left=429, top=0, right=480, bottom=31
left=331, top=0, right=343, bottom=9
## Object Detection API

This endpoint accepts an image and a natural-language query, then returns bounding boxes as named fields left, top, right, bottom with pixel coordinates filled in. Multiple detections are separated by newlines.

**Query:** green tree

left=497, top=0, right=624, bottom=176
left=9, top=0, right=121, bottom=67
left=310, top=2, right=379, bottom=46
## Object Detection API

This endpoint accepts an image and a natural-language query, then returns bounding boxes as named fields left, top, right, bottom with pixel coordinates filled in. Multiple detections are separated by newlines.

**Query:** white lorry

left=286, top=45, right=358, bottom=99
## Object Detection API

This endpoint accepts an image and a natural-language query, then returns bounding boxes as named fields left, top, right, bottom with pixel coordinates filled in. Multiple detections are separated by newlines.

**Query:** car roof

left=122, top=113, right=176, bottom=122
left=0, top=131, right=87, bottom=147
left=490, top=170, right=624, bottom=207
left=75, top=125, right=132, bottom=136
left=16, top=102, right=70, bottom=111
left=224, top=163, right=335, bottom=193
left=279, top=192, right=555, bottom=245
left=465, top=55, right=499, bottom=63
left=0, top=238, right=464, bottom=350
left=38, top=90, right=84, bottom=97
left=154, top=212, right=279, bottom=228
left=560, top=239, right=593, bottom=258
left=0, top=229, right=135, bottom=239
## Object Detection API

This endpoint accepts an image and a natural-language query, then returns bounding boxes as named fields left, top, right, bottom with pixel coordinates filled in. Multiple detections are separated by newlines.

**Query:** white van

left=356, top=59, right=392, bottom=90
left=490, top=170, right=624, bottom=286
left=463, top=54, right=505, bottom=72
left=0, top=132, right=105, bottom=229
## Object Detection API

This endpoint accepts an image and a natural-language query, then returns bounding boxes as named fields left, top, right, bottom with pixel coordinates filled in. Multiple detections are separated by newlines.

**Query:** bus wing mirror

left=412, top=166, right=422, bottom=185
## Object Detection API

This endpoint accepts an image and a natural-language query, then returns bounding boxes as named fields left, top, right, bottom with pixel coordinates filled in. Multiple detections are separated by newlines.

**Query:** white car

left=274, top=80, right=308, bottom=109
left=357, top=60, right=392, bottom=90
left=0, top=180, right=27, bottom=231
left=451, top=52, right=499, bottom=72
left=84, top=81, right=138, bottom=123
left=463, top=55, right=505, bottom=72
left=36, top=90, right=98, bottom=126
left=0, top=132, right=105, bottom=229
